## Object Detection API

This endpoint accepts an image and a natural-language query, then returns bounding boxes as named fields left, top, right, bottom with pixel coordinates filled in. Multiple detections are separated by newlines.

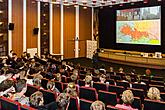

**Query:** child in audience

left=29, top=91, right=44, bottom=109
left=147, top=87, right=162, bottom=101
left=11, top=79, right=29, bottom=105
left=65, top=82, right=77, bottom=97
left=99, top=74, right=106, bottom=83
left=47, top=80, right=60, bottom=93
left=118, top=67, right=124, bottom=73
left=56, top=93, right=70, bottom=110
left=90, top=101, right=106, bottom=110
left=84, top=75, right=93, bottom=87
left=115, top=90, right=138, bottom=110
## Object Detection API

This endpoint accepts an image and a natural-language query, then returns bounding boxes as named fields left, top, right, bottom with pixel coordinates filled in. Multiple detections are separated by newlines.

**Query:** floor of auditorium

left=64, top=57, right=165, bottom=79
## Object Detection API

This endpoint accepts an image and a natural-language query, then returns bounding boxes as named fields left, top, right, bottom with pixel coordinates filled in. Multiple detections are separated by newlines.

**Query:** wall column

left=23, top=0, right=26, bottom=52
left=75, top=6, right=79, bottom=58
left=8, top=0, right=12, bottom=53
left=37, top=1, right=41, bottom=57
left=60, top=4, right=64, bottom=60
left=49, top=1, right=53, bottom=54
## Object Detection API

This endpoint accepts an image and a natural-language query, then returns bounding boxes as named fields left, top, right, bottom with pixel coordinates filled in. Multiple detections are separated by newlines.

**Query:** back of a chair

left=68, top=97, right=79, bottom=110
left=106, top=79, right=115, bottom=85
left=110, top=75, right=121, bottom=81
left=98, top=90, right=117, bottom=106
left=78, top=79, right=85, bottom=86
left=160, top=92, right=165, bottom=101
left=106, top=105, right=118, bottom=110
left=151, top=76, right=164, bottom=82
left=61, top=76, right=66, bottom=83
left=0, top=96, right=20, bottom=110
left=144, top=99, right=165, bottom=110
left=79, top=74, right=86, bottom=79
left=54, top=81, right=63, bottom=92
left=39, top=89, right=57, bottom=105
left=41, top=78, right=49, bottom=89
left=132, top=97, right=141, bottom=110
left=93, top=82, right=107, bottom=91
left=25, top=84, right=39, bottom=97
left=80, top=99, right=93, bottom=110
left=79, top=86, right=98, bottom=101
left=116, top=81, right=130, bottom=89
left=132, top=83, right=147, bottom=91
left=108, top=85, right=125, bottom=97
left=92, top=76, right=99, bottom=82
left=150, top=80, right=164, bottom=86
left=129, top=88, right=145, bottom=101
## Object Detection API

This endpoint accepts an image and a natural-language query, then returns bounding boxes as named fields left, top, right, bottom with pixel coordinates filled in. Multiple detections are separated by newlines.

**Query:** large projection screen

left=116, top=6, right=161, bottom=45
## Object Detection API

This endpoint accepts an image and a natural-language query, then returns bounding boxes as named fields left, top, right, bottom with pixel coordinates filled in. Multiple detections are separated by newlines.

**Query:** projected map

left=116, top=20, right=160, bottom=45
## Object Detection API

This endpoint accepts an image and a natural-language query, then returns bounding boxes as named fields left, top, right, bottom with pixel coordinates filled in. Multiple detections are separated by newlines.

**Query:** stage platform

left=98, top=49, right=165, bottom=69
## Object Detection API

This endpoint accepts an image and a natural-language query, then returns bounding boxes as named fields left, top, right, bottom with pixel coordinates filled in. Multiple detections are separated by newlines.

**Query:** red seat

left=39, top=89, right=57, bottom=104
left=98, top=90, right=117, bottom=106
left=41, top=78, right=49, bottom=89
left=132, top=83, right=147, bottom=91
left=93, top=82, right=108, bottom=91
left=0, top=96, right=20, bottom=110
left=108, top=85, right=125, bottom=97
left=79, top=86, right=98, bottom=101
left=144, top=99, right=165, bottom=110
left=149, top=84, right=164, bottom=92
left=54, top=81, right=63, bottom=92
left=80, top=99, right=93, bottom=110
left=78, top=79, right=85, bottom=86
left=128, top=88, right=145, bottom=102
left=25, top=84, right=39, bottom=97
left=68, top=97, right=79, bottom=110
left=150, top=80, right=164, bottom=86
left=116, top=81, right=130, bottom=89
left=132, top=97, right=142, bottom=110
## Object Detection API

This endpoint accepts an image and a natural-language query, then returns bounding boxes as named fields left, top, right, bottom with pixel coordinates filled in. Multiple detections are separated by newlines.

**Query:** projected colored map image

left=116, top=20, right=161, bottom=45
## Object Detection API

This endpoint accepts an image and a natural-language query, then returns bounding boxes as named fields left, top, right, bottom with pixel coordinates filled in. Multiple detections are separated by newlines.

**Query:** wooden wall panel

left=52, top=5, right=61, bottom=54
left=26, top=0, right=37, bottom=49
left=12, top=0, right=23, bottom=56
left=79, top=6, right=92, bottom=57
left=64, top=6, right=75, bottom=58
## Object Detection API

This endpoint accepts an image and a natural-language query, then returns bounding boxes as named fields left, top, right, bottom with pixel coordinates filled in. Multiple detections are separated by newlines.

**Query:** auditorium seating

left=106, top=105, right=118, bottom=110
left=54, top=81, right=63, bottom=92
left=25, top=84, right=39, bottom=97
left=79, top=99, right=93, bottom=110
left=20, top=104, right=37, bottom=110
left=132, top=97, right=142, bottom=110
left=79, top=86, right=98, bottom=101
left=93, top=82, right=108, bottom=91
left=108, top=85, right=125, bottom=97
left=98, top=90, right=117, bottom=106
left=41, top=78, right=49, bottom=89
left=144, top=99, right=165, bottom=110
left=77, top=79, right=85, bottom=86
left=116, top=81, right=130, bottom=89
left=68, top=97, right=79, bottom=110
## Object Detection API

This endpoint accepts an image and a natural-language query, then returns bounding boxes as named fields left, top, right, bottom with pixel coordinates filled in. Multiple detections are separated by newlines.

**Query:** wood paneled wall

left=52, top=5, right=61, bottom=54
left=26, top=0, right=38, bottom=49
left=64, top=6, right=75, bottom=58
left=79, top=6, right=92, bottom=57
left=12, top=0, right=23, bottom=56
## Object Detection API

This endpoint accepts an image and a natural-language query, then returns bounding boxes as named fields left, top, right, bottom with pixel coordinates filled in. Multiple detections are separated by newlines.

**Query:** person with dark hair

left=47, top=80, right=60, bottom=93
left=11, top=79, right=29, bottom=105
left=0, top=79, right=15, bottom=97
left=92, top=49, right=99, bottom=67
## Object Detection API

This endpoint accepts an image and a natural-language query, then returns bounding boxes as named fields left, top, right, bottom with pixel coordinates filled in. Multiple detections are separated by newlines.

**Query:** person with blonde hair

left=84, top=75, right=93, bottom=87
left=115, top=90, right=138, bottom=110
left=99, top=74, right=106, bottom=83
left=65, top=82, right=77, bottom=97
left=55, top=73, right=62, bottom=82
left=90, top=101, right=106, bottom=110
left=147, top=87, right=161, bottom=101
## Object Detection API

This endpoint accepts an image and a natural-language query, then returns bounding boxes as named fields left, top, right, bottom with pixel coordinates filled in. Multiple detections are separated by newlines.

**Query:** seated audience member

left=65, top=82, right=77, bottom=97
left=29, top=91, right=44, bottom=109
left=0, top=79, right=15, bottom=97
left=99, top=64, right=106, bottom=74
left=0, top=67, right=7, bottom=83
left=70, top=74, right=78, bottom=83
left=90, top=101, right=106, bottom=110
left=109, top=67, right=114, bottom=73
left=147, top=87, right=162, bottom=101
left=115, top=90, right=138, bottom=110
left=11, top=79, right=29, bottom=105
left=134, top=75, right=146, bottom=84
left=56, top=93, right=70, bottom=110
left=118, top=67, right=124, bottom=73
left=12, top=69, right=21, bottom=81
left=130, top=69, right=136, bottom=75
left=33, top=78, right=42, bottom=87
left=84, top=75, right=93, bottom=87
left=99, top=74, right=106, bottom=83
left=72, top=69, right=79, bottom=76
left=145, top=68, right=152, bottom=76
left=55, top=73, right=62, bottom=82
left=47, top=80, right=60, bottom=93
left=41, top=55, right=47, bottom=62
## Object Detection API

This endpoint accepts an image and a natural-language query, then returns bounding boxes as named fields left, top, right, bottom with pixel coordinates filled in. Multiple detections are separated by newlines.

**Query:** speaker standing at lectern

left=92, top=49, right=99, bottom=67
